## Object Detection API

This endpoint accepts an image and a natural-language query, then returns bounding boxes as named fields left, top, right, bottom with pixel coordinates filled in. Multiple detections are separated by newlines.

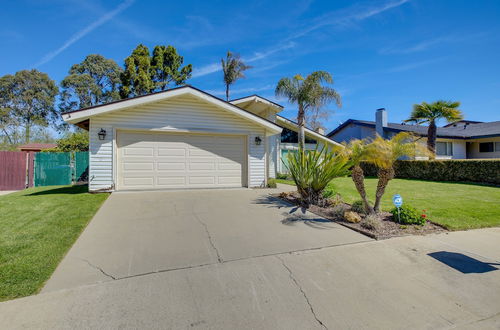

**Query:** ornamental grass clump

left=285, top=146, right=351, bottom=206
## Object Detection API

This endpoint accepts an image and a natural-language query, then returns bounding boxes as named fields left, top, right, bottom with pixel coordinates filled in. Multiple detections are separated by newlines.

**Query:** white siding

left=249, top=133, right=266, bottom=187
left=267, top=134, right=278, bottom=179
left=89, top=124, right=114, bottom=191
left=264, top=109, right=278, bottom=180
left=88, top=95, right=267, bottom=191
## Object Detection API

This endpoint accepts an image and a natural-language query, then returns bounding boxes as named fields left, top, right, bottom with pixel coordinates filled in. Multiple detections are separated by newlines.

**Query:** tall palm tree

left=275, top=71, right=341, bottom=149
left=365, top=132, right=424, bottom=212
left=406, top=100, right=462, bottom=159
left=221, top=51, right=252, bottom=101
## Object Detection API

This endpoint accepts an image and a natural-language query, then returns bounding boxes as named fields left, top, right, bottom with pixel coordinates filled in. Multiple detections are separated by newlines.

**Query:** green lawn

left=276, top=177, right=500, bottom=231
left=0, top=185, right=109, bottom=301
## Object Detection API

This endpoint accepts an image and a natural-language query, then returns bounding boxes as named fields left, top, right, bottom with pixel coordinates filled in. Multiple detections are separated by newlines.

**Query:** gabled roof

left=277, top=115, right=342, bottom=147
left=327, top=119, right=500, bottom=139
left=230, top=95, right=284, bottom=112
left=62, top=85, right=282, bottom=134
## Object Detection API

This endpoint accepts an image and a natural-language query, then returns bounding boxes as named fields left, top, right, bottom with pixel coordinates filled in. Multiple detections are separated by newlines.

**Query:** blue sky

left=1, top=0, right=500, bottom=132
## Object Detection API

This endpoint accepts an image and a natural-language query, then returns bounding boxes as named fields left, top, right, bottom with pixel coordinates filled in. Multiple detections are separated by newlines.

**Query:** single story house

left=17, top=143, right=56, bottom=152
left=62, top=85, right=339, bottom=192
left=327, top=108, right=500, bottom=160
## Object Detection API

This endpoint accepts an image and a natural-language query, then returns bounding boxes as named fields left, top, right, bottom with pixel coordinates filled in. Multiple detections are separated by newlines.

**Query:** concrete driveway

left=1, top=186, right=499, bottom=329
left=42, top=186, right=371, bottom=292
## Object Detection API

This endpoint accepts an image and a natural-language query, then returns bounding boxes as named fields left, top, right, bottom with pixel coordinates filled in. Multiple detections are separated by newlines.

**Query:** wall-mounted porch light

left=254, top=136, right=262, bottom=145
left=98, top=128, right=107, bottom=141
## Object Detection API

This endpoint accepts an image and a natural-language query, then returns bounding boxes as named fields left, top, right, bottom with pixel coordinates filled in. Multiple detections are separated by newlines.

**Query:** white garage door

left=117, top=131, right=246, bottom=190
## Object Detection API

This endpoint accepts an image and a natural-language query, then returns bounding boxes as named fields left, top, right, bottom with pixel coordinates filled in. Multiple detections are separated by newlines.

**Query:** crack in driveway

left=193, top=213, right=223, bottom=263
left=276, top=256, right=328, bottom=330
left=80, top=258, right=116, bottom=280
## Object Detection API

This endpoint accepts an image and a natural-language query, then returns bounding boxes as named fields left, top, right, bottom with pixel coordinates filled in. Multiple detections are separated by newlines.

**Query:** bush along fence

left=0, top=151, right=89, bottom=190
left=360, top=160, right=500, bottom=185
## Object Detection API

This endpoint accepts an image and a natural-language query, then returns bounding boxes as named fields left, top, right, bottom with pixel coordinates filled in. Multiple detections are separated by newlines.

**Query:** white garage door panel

left=117, top=132, right=246, bottom=190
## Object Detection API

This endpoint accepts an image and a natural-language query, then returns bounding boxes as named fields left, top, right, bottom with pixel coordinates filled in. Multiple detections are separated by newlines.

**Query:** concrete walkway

left=0, top=190, right=18, bottom=196
left=1, top=186, right=499, bottom=329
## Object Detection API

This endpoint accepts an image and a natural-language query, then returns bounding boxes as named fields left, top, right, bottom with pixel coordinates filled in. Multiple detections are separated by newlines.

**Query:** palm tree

left=341, top=139, right=373, bottom=214
left=275, top=71, right=341, bottom=150
left=365, top=132, right=424, bottom=212
left=286, top=145, right=351, bottom=206
left=221, top=51, right=252, bottom=101
left=406, top=100, right=463, bottom=159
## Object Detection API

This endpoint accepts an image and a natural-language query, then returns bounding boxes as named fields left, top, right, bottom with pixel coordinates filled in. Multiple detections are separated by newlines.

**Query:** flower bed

left=276, top=191, right=446, bottom=240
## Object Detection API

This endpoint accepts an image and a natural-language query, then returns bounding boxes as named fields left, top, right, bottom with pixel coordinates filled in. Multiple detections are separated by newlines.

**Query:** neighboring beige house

left=327, top=108, right=500, bottom=160
left=62, top=85, right=339, bottom=192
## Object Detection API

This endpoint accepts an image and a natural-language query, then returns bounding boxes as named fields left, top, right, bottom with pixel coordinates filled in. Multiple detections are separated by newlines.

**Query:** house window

left=496, top=142, right=500, bottom=152
left=479, top=142, right=494, bottom=153
left=436, top=142, right=453, bottom=156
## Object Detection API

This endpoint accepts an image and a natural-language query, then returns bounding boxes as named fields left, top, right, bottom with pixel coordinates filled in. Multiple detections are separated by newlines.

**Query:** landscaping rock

left=344, top=211, right=362, bottom=223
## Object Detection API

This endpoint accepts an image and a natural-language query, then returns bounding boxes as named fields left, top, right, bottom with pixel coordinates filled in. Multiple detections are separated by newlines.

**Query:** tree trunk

left=25, top=119, right=30, bottom=143
left=297, top=103, right=305, bottom=150
left=351, top=165, right=373, bottom=214
left=427, top=120, right=437, bottom=159
left=225, top=84, right=230, bottom=101
left=2, top=128, right=13, bottom=145
left=373, top=167, right=395, bottom=212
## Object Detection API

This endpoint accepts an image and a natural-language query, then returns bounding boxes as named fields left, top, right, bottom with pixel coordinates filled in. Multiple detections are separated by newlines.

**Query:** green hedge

left=360, top=160, right=500, bottom=185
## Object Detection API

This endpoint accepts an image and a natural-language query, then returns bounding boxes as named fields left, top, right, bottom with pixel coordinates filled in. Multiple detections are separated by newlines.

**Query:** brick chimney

left=375, top=108, right=387, bottom=137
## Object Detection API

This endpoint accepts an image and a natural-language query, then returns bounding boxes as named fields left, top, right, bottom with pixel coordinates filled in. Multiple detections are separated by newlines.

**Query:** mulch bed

left=274, top=191, right=447, bottom=240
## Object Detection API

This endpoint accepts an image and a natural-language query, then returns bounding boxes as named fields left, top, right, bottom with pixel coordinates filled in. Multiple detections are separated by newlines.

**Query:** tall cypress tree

left=151, top=45, right=192, bottom=91
left=120, top=44, right=154, bottom=98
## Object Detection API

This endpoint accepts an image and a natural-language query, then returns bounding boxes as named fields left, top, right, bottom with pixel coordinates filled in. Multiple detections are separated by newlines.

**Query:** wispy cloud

left=192, top=63, right=221, bottom=78
left=33, top=0, right=135, bottom=67
left=245, top=42, right=296, bottom=62
left=0, top=29, right=24, bottom=41
left=288, top=0, right=410, bottom=40
left=193, top=1, right=408, bottom=79
left=380, top=37, right=447, bottom=55
left=192, top=42, right=296, bottom=78
left=379, top=33, right=486, bottom=55
left=387, top=57, right=447, bottom=72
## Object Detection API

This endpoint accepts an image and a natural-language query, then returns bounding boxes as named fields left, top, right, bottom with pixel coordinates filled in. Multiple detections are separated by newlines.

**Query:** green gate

left=34, top=152, right=89, bottom=186
left=74, top=152, right=89, bottom=182
left=34, top=152, right=72, bottom=186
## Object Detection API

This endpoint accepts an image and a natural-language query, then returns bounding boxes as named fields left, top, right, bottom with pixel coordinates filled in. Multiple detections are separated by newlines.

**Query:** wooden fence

left=0, top=151, right=28, bottom=190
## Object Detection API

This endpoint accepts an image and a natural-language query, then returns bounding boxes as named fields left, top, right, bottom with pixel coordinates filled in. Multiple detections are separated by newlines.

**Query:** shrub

left=360, top=160, right=500, bottom=185
left=44, top=131, right=89, bottom=152
left=285, top=146, right=351, bottom=205
left=329, top=204, right=348, bottom=218
left=361, top=214, right=381, bottom=230
left=344, top=211, right=361, bottom=223
left=351, top=200, right=366, bottom=214
left=276, top=173, right=290, bottom=180
left=390, top=204, right=426, bottom=225
left=267, top=178, right=277, bottom=188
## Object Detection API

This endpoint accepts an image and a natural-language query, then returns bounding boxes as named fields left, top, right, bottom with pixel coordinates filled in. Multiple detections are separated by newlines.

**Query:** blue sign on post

left=393, top=194, right=403, bottom=223
left=393, top=194, right=403, bottom=208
